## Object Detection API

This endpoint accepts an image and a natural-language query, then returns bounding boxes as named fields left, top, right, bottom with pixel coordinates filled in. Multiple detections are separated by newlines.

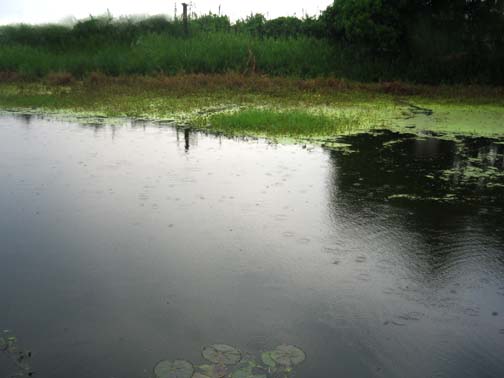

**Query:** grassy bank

left=1, top=13, right=503, bottom=84
left=2, top=5, right=504, bottom=84
left=0, top=33, right=337, bottom=78
left=1, top=74, right=504, bottom=139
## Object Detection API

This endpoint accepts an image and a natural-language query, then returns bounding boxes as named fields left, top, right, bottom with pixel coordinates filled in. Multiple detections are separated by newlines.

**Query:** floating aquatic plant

left=0, top=331, right=33, bottom=377
left=269, top=345, right=306, bottom=368
left=231, top=359, right=267, bottom=378
left=202, top=344, right=242, bottom=365
left=154, top=359, right=194, bottom=378
left=195, top=363, right=228, bottom=378
left=260, top=352, right=276, bottom=369
left=153, top=344, right=305, bottom=378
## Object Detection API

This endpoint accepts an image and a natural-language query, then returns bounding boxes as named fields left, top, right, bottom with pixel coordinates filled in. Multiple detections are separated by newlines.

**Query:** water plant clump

left=205, top=109, right=368, bottom=137
left=153, top=344, right=306, bottom=378
left=154, top=359, right=195, bottom=378
left=0, top=331, right=33, bottom=377
left=202, top=344, right=242, bottom=365
left=267, top=345, right=306, bottom=368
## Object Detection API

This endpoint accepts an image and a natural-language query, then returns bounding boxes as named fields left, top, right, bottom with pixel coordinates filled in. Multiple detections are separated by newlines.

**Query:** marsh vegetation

left=1, top=1, right=503, bottom=83
left=1, top=1, right=503, bottom=138
left=1, top=74, right=503, bottom=139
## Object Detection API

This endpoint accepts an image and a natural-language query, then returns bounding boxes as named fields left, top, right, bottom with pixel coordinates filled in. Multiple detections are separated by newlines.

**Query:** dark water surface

left=1, top=114, right=503, bottom=378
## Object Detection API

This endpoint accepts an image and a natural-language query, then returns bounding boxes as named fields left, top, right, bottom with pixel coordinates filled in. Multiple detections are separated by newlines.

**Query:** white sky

left=0, top=0, right=333, bottom=25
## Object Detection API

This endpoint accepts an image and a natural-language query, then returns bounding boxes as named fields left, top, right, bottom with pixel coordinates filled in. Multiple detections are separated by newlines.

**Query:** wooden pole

left=182, top=3, right=189, bottom=36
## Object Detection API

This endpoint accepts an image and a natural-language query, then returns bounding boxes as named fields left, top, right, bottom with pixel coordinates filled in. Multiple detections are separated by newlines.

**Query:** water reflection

left=18, top=113, right=33, bottom=125
left=0, top=115, right=503, bottom=378
left=174, top=127, right=199, bottom=153
left=327, top=130, right=504, bottom=282
left=329, top=130, right=504, bottom=207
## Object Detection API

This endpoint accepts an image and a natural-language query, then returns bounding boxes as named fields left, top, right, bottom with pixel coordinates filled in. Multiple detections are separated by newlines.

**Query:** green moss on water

left=441, top=166, right=504, bottom=182
left=0, top=78, right=503, bottom=140
left=0, top=80, right=400, bottom=138
left=388, top=193, right=459, bottom=203
left=393, top=103, right=504, bottom=137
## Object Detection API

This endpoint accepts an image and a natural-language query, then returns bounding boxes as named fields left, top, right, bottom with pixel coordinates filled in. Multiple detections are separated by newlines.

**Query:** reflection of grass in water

left=205, top=109, right=369, bottom=137
left=388, top=137, right=504, bottom=203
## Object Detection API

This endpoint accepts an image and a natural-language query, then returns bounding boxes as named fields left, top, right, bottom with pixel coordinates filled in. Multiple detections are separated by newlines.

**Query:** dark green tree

left=321, top=0, right=410, bottom=52
left=234, top=14, right=266, bottom=37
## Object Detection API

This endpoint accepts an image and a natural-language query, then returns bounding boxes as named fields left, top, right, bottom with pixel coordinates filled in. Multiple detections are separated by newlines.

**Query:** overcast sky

left=0, top=0, right=333, bottom=25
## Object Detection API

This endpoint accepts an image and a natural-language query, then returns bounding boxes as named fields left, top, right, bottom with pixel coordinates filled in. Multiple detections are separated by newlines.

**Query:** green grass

left=0, top=33, right=336, bottom=78
left=205, top=109, right=367, bottom=136
left=2, top=14, right=504, bottom=84
left=1, top=76, right=503, bottom=140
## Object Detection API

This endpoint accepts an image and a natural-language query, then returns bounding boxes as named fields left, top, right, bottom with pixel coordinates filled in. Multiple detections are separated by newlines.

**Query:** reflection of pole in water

left=184, top=128, right=190, bottom=152
left=17, top=113, right=32, bottom=125
left=176, top=127, right=196, bottom=152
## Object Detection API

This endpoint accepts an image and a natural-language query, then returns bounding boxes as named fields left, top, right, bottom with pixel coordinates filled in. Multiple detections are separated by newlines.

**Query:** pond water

left=0, top=114, right=503, bottom=378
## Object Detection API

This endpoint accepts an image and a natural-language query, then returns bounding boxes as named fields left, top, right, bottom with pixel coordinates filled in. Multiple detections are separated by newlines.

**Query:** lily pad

left=270, top=345, right=306, bottom=367
left=5, top=336, right=18, bottom=353
left=193, top=374, right=212, bottom=378
left=197, top=364, right=227, bottom=378
left=154, top=359, right=194, bottom=378
left=202, top=344, right=242, bottom=365
left=231, top=360, right=267, bottom=378
left=260, top=352, right=276, bottom=368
